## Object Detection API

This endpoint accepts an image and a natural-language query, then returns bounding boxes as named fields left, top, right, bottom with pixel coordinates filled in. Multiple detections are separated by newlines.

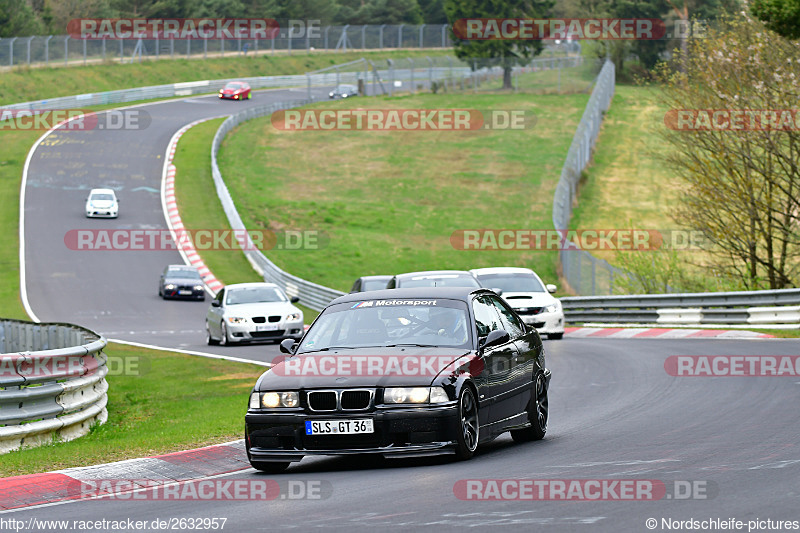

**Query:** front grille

left=308, top=391, right=337, bottom=411
left=341, top=390, right=372, bottom=410
left=268, top=315, right=281, bottom=323
left=516, top=307, right=543, bottom=316
left=252, top=316, right=266, bottom=323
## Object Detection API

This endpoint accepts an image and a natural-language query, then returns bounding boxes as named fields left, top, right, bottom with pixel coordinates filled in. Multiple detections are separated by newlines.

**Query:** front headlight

left=286, top=312, right=302, bottom=321
left=258, top=391, right=299, bottom=408
left=227, top=316, right=246, bottom=324
left=164, top=284, right=175, bottom=290
left=384, top=387, right=450, bottom=404
left=193, top=285, right=204, bottom=291
left=543, top=302, right=560, bottom=313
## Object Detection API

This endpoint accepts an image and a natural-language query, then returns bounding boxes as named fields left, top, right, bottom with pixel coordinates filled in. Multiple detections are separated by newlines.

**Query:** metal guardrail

left=208, top=56, right=585, bottom=311
left=551, top=59, right=627, bottom=296
left=562, top=288, right=800, bottom=324
left=0, top=319, right=108, bottom=454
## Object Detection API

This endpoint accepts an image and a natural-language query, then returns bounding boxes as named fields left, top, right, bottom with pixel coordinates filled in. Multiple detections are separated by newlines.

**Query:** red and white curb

left=565, top=327, right=774, bottom=339
left=0, top=440, right=249, bottom=511
left=161, top=119, right=225, bottom=295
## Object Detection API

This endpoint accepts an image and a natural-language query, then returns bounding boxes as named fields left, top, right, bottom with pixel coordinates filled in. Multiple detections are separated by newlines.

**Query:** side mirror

left=491, top=287, right=503, bottom=296
left=546, top=284, right=557, bottom=294
left=211, top=300, right=221, bottom=307
left=279, top=338, right=297, bottom=354
left=479, top=329, right=510, bottom=353
left=290, top=296, right=300, bottom=303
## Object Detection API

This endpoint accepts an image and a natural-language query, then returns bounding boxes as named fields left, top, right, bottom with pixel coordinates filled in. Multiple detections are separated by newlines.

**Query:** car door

left=208, top=288, right=225, bottom=336
left=489, top=295, right=536, bottom=417
left=472, top=295, right=521, bottom=426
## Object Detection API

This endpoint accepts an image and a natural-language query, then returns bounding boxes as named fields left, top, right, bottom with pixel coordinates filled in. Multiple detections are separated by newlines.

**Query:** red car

left=219, top=81, right=252, bottom=100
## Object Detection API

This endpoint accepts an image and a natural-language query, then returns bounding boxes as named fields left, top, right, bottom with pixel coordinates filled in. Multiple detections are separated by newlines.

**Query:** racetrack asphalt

left=4, top=337, right=800, bottom=531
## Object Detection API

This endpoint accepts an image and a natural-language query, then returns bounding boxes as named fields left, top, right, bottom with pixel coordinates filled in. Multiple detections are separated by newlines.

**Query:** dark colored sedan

left=159, top=265, right=205, bottom=300
left=349, top=275, right=393, bottom=293
left=245, top=287, right=550, bottom=473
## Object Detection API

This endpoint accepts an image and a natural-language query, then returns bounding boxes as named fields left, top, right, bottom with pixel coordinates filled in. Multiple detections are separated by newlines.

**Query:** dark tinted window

left=475, top=273, right=545, bottom=293
left=488, top=296, right=525, bottom=338
left=472, top=296, right=502, bottom=338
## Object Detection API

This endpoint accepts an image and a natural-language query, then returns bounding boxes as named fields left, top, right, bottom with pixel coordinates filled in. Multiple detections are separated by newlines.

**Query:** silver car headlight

left=227, top=316, right=247, bottom=324
left=286, top=312, right=302, bottom=321
left=543, top=303, right=560, bottom=313
left=193, top=285, right=204, bottom=291
left=384, top=387, right=450, bottom=404
left=257, top=391, right=299, bottom=408
left=164, top=284, right=175, bottom=290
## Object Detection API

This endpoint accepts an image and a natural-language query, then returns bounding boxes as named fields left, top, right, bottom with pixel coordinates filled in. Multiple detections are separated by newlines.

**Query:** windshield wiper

left=383, top=343, right=439, bottom=348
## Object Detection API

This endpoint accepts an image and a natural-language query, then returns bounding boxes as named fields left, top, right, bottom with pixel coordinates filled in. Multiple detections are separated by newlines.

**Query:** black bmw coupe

left=245, top=287, right=551, bottom=472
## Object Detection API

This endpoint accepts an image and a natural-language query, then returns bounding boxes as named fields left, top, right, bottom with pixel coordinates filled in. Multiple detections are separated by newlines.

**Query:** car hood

left=501, top=291, right=557, bottom=307
left=224, top=302, right=295, bottom=317
left=164, top=276, right=203, bottom=286
left=257, top=347, right=475, bottom=390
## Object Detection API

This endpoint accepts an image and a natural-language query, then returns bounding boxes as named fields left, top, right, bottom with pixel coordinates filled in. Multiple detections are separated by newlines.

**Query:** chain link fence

left=0, top=24, right=459, bottom=68
left=551, top=59, right=627, bottom=296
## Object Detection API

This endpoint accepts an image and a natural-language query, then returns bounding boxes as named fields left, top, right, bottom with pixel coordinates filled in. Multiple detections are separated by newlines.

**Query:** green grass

left=570, top=84, right=676, bottom=248
left=1, top=342, right=265, bottom=477
left=0, top=50, right=455, bottom=106
left=172, top=119, right=320, bottom=321
left=216, top=91, right=590, bottom=293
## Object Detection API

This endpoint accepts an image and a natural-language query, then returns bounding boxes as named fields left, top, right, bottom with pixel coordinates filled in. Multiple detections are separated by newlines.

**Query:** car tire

left=548, top=333, right=563, bottom=340
left=219, top=322, right=229, bottom=346
left=454, top=386, right=479, bottom=461
left=249, top=461, right=289, bottom=474
left=511, top=373, right=548, bottom=443
left=206, top=322, right=219, bottom=345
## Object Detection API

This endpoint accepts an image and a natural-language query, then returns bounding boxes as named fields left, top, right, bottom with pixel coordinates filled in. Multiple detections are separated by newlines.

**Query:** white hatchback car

left=85, top=188, right=119, bottom=218
left=471, top=267, right=565, bottom=339
left=206, top=283, right=304, bottom=345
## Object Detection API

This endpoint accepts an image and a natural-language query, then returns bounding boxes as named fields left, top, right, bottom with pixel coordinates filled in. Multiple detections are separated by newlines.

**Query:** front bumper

left=226, top=319, right=304, bottom=342
left=86, top=209, right=117, bottom=218
left=246, top=403, right=460, bottom=463
left=163, top=286, right=205, bottom=300
left=519, top=310, right=564, bottom=335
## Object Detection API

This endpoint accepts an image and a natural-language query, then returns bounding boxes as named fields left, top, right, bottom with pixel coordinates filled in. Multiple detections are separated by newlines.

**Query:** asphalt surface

left=6, top=337, right=800, bottom=530
left=22, top=87, right=334, bottom=364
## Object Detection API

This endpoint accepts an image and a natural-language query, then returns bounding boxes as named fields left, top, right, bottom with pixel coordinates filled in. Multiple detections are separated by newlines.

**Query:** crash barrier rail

left=0, top=25, right=457, bottom=68
left=551, top=59, right=628, bottom=296
left=0, top=319, right=108, bottom=454
left=209, top=56, right=585, bottom=311
left=561, top=288, right=800, bottom=324
left=3, top=53, right=582, bottom=115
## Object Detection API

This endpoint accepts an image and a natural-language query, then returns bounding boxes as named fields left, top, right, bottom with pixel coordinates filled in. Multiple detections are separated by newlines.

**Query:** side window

left=215, top=289, right=224, bottom=305
left=472, top=297, right=502, bottom=338
left=489, top=296, right=525, bottom=339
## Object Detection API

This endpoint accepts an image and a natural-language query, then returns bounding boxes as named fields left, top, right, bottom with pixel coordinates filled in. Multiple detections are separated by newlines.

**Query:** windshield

left=90, top=193, right=114, bottom=201
left=336, top=85, right=355, bottom=92
left=225, top=286, right=286, bottom=305
left=299, top=299, right=471, bottom=351
left=475, top=273, right=545, bottom=293
left=361, top=279, right=390, bottom=291
left=225, top=82, right=244, bottom=89
left=167, top=267, right=201, bottom=279
left=397, top=275, right=480, bottom=288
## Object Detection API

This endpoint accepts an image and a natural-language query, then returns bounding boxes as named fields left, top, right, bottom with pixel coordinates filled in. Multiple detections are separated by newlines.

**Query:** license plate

left=256, top=324, right=279, bottom=331
left=305, top=419, right=374, bottom=435
left=178, top=290, right=192, bottom=295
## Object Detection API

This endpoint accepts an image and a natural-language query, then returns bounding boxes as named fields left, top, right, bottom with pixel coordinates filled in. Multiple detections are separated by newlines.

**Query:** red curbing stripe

left=587, top=328, right=626, bottom=337
left=0, top=473, right=78, bottom=511
left=686, top=329, right=725, bottom=338
left=632, top=329, right=671, bottom=338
